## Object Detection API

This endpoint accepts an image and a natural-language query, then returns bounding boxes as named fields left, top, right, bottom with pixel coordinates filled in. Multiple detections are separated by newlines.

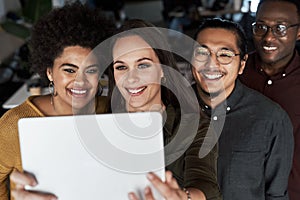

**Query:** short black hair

left=29, top=1, right=115, bottom=83
left=194, top=18, right=248, bottom=59
left=257, top=0, right=300, bottom=19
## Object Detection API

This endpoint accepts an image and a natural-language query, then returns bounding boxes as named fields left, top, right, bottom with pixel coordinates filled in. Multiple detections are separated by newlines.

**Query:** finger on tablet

left=10, top=170, right=37, bottom=189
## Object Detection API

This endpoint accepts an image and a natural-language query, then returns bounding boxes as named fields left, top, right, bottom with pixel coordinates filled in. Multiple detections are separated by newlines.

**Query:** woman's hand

left=10, top=170, right=57, bottom=200
left=128, top=171, right=188, bottom=200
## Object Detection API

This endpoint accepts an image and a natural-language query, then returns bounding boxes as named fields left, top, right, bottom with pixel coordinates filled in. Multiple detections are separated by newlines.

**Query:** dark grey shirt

left=194, top=80, right=294, bottom=200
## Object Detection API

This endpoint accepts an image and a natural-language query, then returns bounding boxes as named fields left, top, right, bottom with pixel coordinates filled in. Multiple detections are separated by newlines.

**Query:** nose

left=125, top=69, right=139, bottom=84
left=263, top=28, right=276, bottom=42
left=207, top=53, right=220, bottom=68
left=74, top=72, right=86, bottom=87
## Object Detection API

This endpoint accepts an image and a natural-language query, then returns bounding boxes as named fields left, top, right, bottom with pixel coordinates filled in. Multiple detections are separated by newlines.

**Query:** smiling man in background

left=239, top=1, right=300, bottom=199
left=192, top=18, right=293, bottom=200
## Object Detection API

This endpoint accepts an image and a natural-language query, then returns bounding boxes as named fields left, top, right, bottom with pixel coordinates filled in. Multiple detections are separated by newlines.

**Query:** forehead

left=196, top=28, right=238, bottom=50
left=113, top=35, right=153, bottom=58
left=256, top=1, right=299, bottom=23
left=55, top=46, right=94, bottom=63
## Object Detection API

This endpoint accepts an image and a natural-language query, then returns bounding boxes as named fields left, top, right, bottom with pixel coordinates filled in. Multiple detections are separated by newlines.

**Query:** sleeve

left=0, top=103, right=33, bottom=200
left=0, top=111, right=18, bottom=200
left=265, top=109, right=294, bottom=200
left=184, top=113, right=222, bottom=200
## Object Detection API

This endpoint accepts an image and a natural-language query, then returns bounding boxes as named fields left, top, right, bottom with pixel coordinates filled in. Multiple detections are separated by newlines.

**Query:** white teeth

left=263, top=46, right=277, bottom=51
left=203, top=73, right=223, bottom=80
left=127, top=87, right=145, bottom=94
left=71, top=89, right=87, bottom=94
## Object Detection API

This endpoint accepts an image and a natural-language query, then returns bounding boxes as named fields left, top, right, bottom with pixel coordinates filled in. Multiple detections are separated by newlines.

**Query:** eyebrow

left=60, top=63, right=99, bottom=68
left=137, top=57, right=153, bottom=62
left=113, top=57, right=153, bottom=65
left=256, top=20, right=289, bottom=24
left=60, top=63, right=78, bottom=68
left=196, top=45, right=235, bottom=52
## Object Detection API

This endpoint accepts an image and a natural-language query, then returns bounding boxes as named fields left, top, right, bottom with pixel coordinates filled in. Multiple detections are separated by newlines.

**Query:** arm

left=0, top=110, right=23, bottom=200
left=265, top=110, right=294, bottom=200
left=128, top=112, right=221, bottom=200
left=128, top=171, right=205, bottom=200
left=182, top=113, right=221, bottom=200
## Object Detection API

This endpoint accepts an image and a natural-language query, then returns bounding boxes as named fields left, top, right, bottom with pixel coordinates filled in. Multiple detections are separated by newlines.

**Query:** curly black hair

left=29, top=1, right=115, bottom=83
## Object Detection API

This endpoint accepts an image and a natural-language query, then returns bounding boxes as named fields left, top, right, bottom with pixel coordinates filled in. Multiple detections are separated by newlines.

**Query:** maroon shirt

left=239, top=51, right=300, bottom=200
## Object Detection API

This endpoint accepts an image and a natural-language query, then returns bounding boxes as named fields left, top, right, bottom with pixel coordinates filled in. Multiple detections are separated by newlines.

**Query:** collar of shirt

left=193, top=80, right=244, bottom=119
left=253, top=50, right=300, bottom=80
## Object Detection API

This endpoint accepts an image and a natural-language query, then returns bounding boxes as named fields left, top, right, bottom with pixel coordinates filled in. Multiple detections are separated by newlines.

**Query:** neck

left=51, top=96, right=96, bottom=116
left=197, top=85, right=227, bottom=109
left=261, top=51, right=294, bottom=76
left=262, top=64, right=285, bottom=76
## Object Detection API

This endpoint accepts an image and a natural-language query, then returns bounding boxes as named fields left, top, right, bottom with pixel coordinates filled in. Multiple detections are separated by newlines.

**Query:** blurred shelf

left=0, top=28, right=25, bottom=64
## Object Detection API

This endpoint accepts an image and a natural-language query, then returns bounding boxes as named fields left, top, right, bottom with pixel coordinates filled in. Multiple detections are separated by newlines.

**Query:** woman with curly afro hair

left=0, top=2, right=114, bottom=199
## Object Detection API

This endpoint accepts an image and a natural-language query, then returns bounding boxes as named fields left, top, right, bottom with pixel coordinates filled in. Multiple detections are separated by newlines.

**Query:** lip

left=125, top=86, right=147, bottom=96
left=261, top=44, right=278, bottom=53
left=68, top=88, right=88, bottom=97
left=199, top=70, right=225, bottom=81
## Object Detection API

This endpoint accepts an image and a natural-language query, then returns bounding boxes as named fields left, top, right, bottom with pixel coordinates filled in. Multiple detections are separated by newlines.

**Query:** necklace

left=50, top=95, right=57, bottom=114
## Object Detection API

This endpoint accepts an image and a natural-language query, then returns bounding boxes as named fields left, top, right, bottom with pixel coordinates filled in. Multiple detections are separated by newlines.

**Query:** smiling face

left=112, top=35, right=164, bottom=112
left=254, top=1, right=300, bottom=70
left=192, top=28, right=246, bottom=107
left=47, top=46, right=100, bottom=114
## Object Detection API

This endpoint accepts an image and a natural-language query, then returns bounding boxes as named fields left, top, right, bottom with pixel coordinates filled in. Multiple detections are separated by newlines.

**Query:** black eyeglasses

left=252, top=22, right=300, bottom=37
left=193, top=46, right=240, bottom=65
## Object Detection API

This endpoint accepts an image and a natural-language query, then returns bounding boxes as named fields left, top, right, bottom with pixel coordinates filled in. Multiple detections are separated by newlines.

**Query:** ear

left=238, top=54, right=248, bottom=75
left=46, top=68, right=53, bottom=81
left=160, top=67, right=164, bottom=78
left=297, top=27, right=300, bottom=40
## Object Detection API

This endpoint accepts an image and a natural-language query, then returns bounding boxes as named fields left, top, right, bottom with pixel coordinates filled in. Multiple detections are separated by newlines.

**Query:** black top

left=163, top=104, right=222, bottom=200
left=193, top=80, right=294, bottom=200
left=240, top=51, right=300, bottom=200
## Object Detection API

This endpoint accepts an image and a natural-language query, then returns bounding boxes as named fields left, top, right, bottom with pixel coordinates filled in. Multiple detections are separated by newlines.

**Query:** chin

left=73, top=100, right=94, bottom=110
left=127, top=102, right=147, bottom=111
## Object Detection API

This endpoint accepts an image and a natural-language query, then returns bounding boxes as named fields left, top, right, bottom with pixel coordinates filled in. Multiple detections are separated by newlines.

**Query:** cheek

left=227, top=67, right=239, bottom=81
left=253, top=35, right=262, bottom=43
left=84, top=74, right=99, bottom=88
left=91, top=79, right=99, bottom=89
left=191, top=67, right=201, bottom=81
left=191, top=60, right=205, bottom=72
left=114, top=73, right=124, bottom=86
left=53, top=78, right=67, bottom=89
left=145, top=69, right=163, bottom=83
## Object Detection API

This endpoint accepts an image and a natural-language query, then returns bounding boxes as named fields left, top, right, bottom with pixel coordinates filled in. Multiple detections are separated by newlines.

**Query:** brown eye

left=115, top=65, right=127, bottom=70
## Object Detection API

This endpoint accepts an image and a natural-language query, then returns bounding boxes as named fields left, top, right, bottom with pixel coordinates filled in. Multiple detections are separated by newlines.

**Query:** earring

left=97, top=82, right=103, bottom=96
left=161, top=77, right=167, bottom=84
left=48, top=81, right=57, bottom=96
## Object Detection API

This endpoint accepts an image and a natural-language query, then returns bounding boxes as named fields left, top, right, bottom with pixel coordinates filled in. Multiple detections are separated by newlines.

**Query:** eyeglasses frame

left=193, top=46, right=240, bottom=65
left=252, top=22, right=300, bottom=37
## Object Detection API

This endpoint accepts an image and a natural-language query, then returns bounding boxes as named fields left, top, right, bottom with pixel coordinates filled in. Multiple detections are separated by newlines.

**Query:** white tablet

left=18, top=112, right=165, bottom=200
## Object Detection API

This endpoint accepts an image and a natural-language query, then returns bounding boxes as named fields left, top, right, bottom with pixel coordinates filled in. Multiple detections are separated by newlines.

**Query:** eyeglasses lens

left=253, top=23, right=288, bottom=37
left=194, top=47, right=235, bottom=64
left=216, top=50, right=235, bottom=64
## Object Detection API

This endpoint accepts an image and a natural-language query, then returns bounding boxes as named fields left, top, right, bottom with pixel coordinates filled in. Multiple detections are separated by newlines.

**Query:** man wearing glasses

left=239, top=1, right=300, bottom=199
left=191, top=18, right=293, bottom=200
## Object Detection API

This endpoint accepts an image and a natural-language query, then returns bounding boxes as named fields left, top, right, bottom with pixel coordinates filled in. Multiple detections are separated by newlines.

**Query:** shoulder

left=1, top=97, right=43, bottom=122
left=96, top=96, right=109, bottom=114
left=0, top=97, right=42, bottom=167
left=0, top=97, right=43, bottom=132
left=240, top=83, right=291, bottom=122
